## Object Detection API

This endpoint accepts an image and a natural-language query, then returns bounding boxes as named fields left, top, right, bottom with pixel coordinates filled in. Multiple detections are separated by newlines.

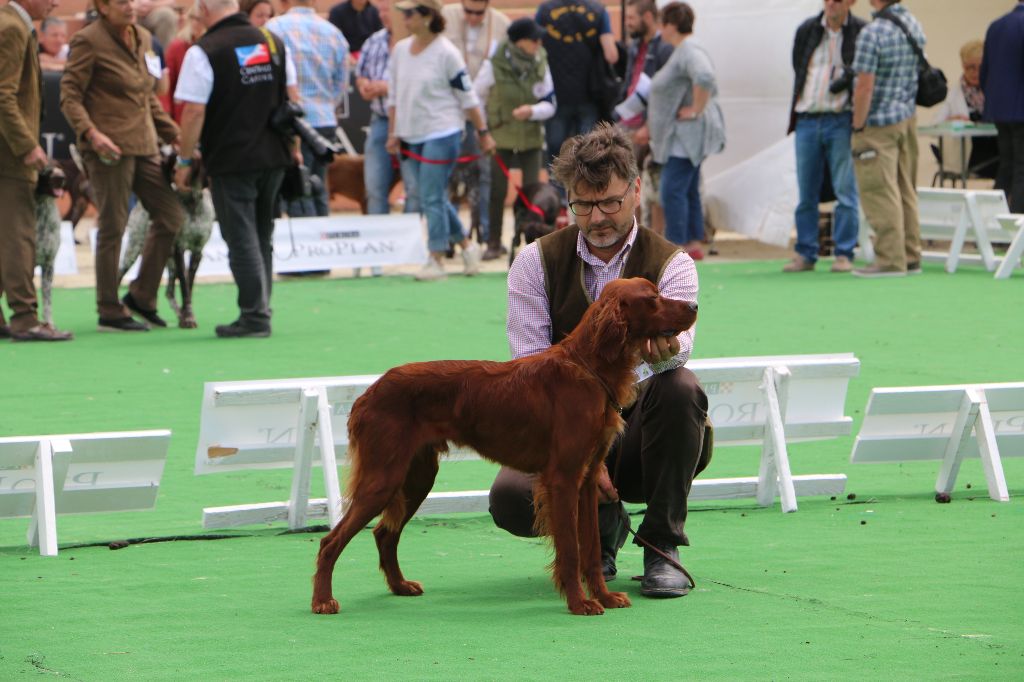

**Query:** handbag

left=878, top=10, right=947, bottom=108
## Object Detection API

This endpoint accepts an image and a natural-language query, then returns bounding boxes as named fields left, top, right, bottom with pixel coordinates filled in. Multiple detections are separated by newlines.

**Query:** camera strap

left=257, top=27, right=282, bottom=69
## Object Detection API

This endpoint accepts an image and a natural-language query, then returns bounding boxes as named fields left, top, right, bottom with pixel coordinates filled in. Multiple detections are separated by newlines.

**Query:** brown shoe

left=11, top=323, right=74, bottom=342
left=481, top=246, right=504, bottom=261
left=782, top=256, right=815, bottom=272
left=831, top=256, right=853, bottom=273
left=851, top=264, right=906, bottom=278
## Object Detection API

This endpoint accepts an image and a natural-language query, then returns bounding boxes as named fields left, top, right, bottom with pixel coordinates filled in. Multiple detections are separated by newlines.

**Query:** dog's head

left=35, top=165, right=67, bottom=198
left=581, top=277, right=698, bottom=364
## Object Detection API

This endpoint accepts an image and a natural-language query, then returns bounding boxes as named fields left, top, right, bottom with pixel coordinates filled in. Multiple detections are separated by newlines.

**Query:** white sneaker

left=414, top=259, right=447, bottom=281
left=462, top=241, right=482, bottom=276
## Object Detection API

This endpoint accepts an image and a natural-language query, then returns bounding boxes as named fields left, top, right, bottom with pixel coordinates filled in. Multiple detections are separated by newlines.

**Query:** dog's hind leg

left=373, top=445, right=440, bottom=596
left=40, top=264, right=54, bottom=326
left=311, top=444, right=413, bottom=614
left=578, top=477, right=630, bottom=610
left=179, top=250, right=201, bottom=329
left=166, top=247, right=185, bottom=323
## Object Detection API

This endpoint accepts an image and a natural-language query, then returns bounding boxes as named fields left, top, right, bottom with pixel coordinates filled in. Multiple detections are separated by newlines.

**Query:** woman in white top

left=932, top=39, right=999, bottom=180
left=387, top=0, right=495, bottom=281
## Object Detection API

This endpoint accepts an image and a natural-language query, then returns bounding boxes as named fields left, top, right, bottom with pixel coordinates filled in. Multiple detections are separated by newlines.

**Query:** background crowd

left=1, top=0, right=1022, bottom=339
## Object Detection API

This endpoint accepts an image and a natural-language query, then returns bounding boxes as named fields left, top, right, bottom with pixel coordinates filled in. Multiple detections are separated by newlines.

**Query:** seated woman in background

left=933, top=39, right=999, bottom=180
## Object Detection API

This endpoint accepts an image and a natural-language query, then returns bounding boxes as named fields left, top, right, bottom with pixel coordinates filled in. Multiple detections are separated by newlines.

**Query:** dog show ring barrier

left=0, top=430, right=171, bottom=556
left=858, top=188, right=1024, bottom=276
left=851, top=382, right=1024, bottom=502
left=194, top=353, right=859, bottom=529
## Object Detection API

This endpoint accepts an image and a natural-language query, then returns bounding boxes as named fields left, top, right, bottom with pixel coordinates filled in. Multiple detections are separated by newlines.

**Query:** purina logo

left=235, top=44, right=271, bottom=67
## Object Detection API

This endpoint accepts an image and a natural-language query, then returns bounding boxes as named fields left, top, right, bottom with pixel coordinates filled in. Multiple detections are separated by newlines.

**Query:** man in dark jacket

left=981, top=1, right=1024, bottom=213
left=784, top=0, right=865, bottom=274
left=173, top=0, right=294, bottom=338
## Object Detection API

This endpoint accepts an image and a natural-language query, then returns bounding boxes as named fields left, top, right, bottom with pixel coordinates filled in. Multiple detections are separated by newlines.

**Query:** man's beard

left=582, top=217, right=630, bottom=249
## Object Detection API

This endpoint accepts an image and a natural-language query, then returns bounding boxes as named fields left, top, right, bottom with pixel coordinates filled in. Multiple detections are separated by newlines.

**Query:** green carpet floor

left=2, top=260, right=1022, bottom=680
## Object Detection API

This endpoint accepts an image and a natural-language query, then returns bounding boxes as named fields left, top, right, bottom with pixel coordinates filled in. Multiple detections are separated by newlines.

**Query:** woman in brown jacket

left=61, top=0, right=183, bottom=331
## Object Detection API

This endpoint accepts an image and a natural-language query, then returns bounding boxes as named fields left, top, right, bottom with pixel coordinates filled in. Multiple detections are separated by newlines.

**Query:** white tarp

left=704, top=136, right=799, bottom=247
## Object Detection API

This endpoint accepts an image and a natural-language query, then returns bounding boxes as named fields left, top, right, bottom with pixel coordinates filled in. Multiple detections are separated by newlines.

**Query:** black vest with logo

left=538, top=225, right=681, bottom=343
left=196, top=13, right=290, bottom=176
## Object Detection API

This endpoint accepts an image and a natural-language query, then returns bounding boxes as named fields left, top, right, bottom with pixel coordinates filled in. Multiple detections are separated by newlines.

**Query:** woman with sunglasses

left=386, top=0, right=495, bottom=281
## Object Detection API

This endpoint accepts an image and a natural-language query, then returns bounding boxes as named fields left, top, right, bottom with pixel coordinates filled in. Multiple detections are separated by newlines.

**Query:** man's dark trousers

left=209, top=168, right=285, bottom=332
left=996, top=122, right=1024, bottom=213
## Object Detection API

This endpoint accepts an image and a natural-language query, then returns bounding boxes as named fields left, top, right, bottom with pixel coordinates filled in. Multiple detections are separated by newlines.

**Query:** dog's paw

left=389, top=580, right=424, bottom=597
left=179, top=314, right=197, bottom=329
left=597, top=591, right=631, bottom=609
left=568, top=598, right=605, bottom=616
left=311, top=598, right=340, bottom=614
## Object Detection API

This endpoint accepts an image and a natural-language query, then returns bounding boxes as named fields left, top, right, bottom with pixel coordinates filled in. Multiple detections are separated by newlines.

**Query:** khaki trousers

left=84, top=153, right=183, bottom=318
left=852, top=117, right=920, bottom=270
left=0, top=177, right=40, bottom=332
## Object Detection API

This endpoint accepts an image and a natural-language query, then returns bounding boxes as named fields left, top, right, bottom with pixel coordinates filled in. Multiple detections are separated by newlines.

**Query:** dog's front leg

left=578, top=477, right=630, bottom=610
left=543, top=471, right=604, bottom=615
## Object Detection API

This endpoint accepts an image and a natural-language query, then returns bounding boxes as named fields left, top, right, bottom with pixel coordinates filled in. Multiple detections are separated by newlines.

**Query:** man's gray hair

left=197, top=0, right=241, bottom=13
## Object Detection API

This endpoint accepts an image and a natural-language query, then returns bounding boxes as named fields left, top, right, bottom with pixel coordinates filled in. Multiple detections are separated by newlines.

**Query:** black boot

left=598, top=501, right=629, bottom=581
left=640, top=544, right=692, bottom=598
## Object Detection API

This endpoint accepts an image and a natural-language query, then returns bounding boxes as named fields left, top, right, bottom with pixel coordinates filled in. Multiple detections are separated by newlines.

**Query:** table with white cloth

left=918, top=121, right=998, bottom=188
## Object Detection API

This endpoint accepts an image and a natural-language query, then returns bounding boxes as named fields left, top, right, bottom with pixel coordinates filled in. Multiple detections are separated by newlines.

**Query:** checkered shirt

left=507, top=223, right=698, bottom=375
left=355, top=27, right=390, bottom=117
left=852, top=5, right=926, bottom=127
left=266, top=8, right=349, bottom=127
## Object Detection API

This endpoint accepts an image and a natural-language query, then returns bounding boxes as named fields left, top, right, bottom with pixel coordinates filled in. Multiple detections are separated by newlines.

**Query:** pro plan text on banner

left=104, top=214, right=428, bottom=279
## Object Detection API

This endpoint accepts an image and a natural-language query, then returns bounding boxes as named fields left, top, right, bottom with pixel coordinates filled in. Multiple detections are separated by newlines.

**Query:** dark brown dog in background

left=311, top=277, right=698, bottom=616
left=327, top=154, right=400, bottom=214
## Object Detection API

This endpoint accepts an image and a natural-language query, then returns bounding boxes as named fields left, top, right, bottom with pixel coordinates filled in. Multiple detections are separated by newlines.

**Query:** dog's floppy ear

left=588, top=292, right=630, bottom=365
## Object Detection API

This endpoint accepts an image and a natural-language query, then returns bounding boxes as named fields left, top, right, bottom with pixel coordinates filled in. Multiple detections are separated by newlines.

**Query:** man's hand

left=479, top=132, right=496, bottom=154
left=639, top=335, right=680, bottom=364
left=595, top=462, right=619, bottom=504
left=173, top=165, right=191, bottom=192
left=631, top=124, right=650, bottom=147
left=22, top=146, right=47, bottom=171
left=385, top=134, right=400, bottom=155
left=89, top=129, right=122, bottom=164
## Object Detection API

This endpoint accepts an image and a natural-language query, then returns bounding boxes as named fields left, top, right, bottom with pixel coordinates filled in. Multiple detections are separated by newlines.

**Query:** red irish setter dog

left=311, top=277, right=698, bottom=616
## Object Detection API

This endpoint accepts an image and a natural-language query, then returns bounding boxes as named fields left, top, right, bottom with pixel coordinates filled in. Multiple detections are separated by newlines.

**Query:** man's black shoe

left=640, top=544, right=692, bottom=598
left=601, top=548, right=618, bottom=582
left=0, top=324, right=10, bottom=339
left=98, top=316, right=149, bottom=332
left=215, top=321, right=270, bottom=338
left=122, top=292, right=167, bottom=327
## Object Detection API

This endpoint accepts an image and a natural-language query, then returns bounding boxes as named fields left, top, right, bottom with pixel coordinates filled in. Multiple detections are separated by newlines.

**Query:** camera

left=35, top=164, right=67, bottom=198
left=270, top=101, right=341, bottom=164
left=279, top=162, right=325, bottom=202
left=829, top=67, right=855, bottom=95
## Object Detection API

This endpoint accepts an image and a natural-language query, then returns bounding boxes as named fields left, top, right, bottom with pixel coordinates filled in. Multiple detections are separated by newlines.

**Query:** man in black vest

left=489, top=123, right=711, bottom=599
left=173, top=0, right=294, bottom=338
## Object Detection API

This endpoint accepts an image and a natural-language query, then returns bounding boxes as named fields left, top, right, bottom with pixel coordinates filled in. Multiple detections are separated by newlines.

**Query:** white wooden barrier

left=851, top=383, right=1024, bottom=501
left=993, top=214, right=1024, bottom=279
left=194, top=353, right=858, bottom=528
left=0, top=430, right=171, bottom=555
left=860, top=188, right=1024, bottom=275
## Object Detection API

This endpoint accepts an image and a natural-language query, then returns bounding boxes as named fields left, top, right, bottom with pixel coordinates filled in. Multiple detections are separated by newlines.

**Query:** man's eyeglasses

left=463, top=6, right=487, bottom=16
left=568, top=185, right=632, bottom=216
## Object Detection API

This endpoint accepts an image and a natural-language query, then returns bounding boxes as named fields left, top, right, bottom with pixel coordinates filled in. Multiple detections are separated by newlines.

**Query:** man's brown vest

left=537, top=225, right=681, bottom=343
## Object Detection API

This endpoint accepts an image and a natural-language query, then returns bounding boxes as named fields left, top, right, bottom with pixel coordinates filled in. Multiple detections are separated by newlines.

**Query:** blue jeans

left=364, top=113, right=394, bottom=215
left=794, top=112, right=859, bottom=261
left=399, top=131, right=465, bottom=253
left=287, top=125, right=336, bottom=218
left=545, top=102, right=600, bottom=169
left=661, top=156, right=703, bottom=246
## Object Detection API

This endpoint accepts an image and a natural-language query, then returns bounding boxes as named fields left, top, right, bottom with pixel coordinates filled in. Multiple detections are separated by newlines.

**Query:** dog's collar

left=565, top=345, right=623, bottom=414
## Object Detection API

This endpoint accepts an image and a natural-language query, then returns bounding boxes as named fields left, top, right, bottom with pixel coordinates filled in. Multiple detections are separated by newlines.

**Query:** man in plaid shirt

left=850, top=0, right=927, bottom=278
left=267, top=0, right=349, bottom=218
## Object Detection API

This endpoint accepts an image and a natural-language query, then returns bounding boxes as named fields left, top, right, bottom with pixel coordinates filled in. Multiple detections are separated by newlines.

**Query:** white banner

left=92, top=213, right=428, bottom=279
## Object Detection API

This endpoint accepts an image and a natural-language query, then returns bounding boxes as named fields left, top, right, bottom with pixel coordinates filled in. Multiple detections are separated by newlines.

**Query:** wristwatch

left=176, top=157, right=193, bottom=168
left=477, top=128, right=490, bottom=136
